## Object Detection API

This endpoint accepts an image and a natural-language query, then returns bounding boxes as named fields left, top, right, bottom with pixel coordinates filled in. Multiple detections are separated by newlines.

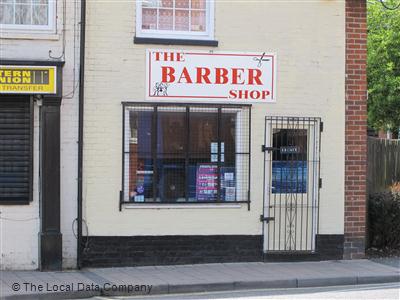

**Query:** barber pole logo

left=146, top=49, right=277, bottom=103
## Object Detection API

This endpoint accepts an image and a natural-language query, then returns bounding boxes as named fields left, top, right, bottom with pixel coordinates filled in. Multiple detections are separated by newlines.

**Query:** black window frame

left=0, top=96, right=34, bottom=205
left=120, top=102, right=251, bottom=210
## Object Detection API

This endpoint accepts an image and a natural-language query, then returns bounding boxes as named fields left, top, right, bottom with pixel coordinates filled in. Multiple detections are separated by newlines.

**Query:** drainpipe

left=77, top=0, right=86, bottom=269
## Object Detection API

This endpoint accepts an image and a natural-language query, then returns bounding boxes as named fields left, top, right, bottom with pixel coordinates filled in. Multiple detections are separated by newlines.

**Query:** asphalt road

left=90, top=283, right=400, bottom=300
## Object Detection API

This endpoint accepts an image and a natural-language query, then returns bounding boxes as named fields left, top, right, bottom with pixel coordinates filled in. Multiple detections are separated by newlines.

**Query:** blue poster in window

left=272, top=161, right=307, bottom=194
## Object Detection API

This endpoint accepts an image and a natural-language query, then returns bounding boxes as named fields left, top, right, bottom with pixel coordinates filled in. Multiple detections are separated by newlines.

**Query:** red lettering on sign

left=248, top=69, right=263, bottom=85
left=161, top=66, right=175, bottom=83
left=196, top=67, right=211, bottom=84
left=232, top=68, right=245, bottom=85
left=177, top=67, right=193, bottom=84
left=229, top=89, right=271, bottom=100
left=176, top=53, right=184, bottom=62
left=161, top=66, right=267, bottom=86
left=229, top=90, right=237, bottom=99
left=262, top=90, right=270, bottom=98
left=215, top=68, right=228, bottom=84
left=155, top=52, right=184, bottom=62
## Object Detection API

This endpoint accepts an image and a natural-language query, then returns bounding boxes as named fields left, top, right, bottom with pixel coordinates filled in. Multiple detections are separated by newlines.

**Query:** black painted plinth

left=316, top=234, right=344, bottom=260
left=82, top=235, right=263, bottom=268
left=264, top=234, right=344, bottom=262
left=39, top=232, right=62, bottom=270
left=81, top=234, right=345, bottom=268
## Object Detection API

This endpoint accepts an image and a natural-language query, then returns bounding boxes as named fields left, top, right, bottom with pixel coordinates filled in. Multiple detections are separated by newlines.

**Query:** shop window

left=122, top=104, right=250, bottom=204
left=0, top=0, right=55, bottom=32
left=136, top=0, right=214, bottom=40
left=0, top=97, right=32, bottom=204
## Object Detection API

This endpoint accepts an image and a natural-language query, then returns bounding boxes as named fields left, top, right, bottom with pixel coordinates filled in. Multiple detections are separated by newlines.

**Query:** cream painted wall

left=0, top=1, right=79, bottom=269
left=83, top=0, right=345, bottom=237
left=0, top=104, right=40, bottom=270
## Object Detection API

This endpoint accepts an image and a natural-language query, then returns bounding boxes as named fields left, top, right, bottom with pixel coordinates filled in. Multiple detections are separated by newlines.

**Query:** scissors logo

left=253, top=52, right=270, bottom=67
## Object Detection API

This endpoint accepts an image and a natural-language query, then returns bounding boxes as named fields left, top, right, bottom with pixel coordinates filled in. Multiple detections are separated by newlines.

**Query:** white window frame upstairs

left=0, top=0, right=56, bottom=34
left=135, top=0, right=215, bottom=40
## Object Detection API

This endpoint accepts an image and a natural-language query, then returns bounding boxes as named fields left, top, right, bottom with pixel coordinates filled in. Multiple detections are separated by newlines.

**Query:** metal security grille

left=263, top=116, right=321, bottom=252
left=0, top=97, right=32, bottom=203
left=122, top=103, right=251, bottom=207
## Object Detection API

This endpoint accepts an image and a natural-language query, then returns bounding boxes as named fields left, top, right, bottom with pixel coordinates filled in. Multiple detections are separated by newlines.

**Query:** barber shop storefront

left=0, top=62, right=64, bottom=270
left=81, top=44, right=346, bottom=267
left=79, top=0, right=367, bottom=268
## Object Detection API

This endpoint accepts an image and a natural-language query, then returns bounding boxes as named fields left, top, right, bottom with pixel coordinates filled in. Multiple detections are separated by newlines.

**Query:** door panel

left=263, top=117, right=321, bottom=253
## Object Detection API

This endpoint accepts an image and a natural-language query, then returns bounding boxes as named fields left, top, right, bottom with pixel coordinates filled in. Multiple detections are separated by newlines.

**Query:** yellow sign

left=0, top=66, right=57, bottom=94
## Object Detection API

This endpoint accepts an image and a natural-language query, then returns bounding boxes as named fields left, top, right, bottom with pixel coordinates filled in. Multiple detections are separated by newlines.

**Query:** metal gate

left=262, top=117, right=321, bottom=253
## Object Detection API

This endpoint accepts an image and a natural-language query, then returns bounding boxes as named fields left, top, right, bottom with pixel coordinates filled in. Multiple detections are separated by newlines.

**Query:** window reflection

left=124, top=106, right=250, bottom=203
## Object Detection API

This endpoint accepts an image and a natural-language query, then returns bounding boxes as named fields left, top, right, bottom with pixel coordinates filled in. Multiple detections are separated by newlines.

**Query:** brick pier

left=344, top=0, right=368, bottom=259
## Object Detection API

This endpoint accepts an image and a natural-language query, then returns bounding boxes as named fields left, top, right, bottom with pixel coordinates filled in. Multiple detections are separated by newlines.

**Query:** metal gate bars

left=263, top=116, right=322, bottom=253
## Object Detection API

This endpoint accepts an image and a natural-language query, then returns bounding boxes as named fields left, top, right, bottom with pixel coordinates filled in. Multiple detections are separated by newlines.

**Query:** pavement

left=88, top=282, right=400, bottom=300
left=0, top=259, right=399, bottom=300
left=370, top=257, right=400, bottom=269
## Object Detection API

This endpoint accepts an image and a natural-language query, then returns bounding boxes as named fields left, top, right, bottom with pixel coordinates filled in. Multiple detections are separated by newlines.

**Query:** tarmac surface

left=1, top=259, right=399, bottom=299
left=88, top=282, right=400, bottom=300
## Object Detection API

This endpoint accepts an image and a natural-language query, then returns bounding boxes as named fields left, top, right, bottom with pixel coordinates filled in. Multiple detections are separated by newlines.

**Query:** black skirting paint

left=81, top=234, right=344, bottom=268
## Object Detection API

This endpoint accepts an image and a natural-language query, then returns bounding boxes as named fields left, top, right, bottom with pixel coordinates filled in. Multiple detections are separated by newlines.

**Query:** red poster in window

left=196, top=164, right=218, bottom=201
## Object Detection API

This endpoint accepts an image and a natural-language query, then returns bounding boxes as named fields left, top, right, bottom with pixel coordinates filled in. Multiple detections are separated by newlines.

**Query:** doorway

left=262, top=116, right=321, bottom=253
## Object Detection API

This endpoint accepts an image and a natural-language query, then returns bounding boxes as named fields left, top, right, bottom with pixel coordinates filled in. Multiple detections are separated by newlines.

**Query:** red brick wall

left=344, top=0, right=368, bottom=259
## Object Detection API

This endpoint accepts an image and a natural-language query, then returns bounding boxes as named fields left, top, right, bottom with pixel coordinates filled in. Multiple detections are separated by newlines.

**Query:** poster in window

left=196, top=164, right=218, bottom=201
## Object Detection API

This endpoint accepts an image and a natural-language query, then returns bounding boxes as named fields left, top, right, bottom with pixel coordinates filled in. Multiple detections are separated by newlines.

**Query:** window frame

left=0, top=0, right=56, bottom=33
left=135, top=0, right=215, bottom=41
left=121, top=102, right=251, bottom=209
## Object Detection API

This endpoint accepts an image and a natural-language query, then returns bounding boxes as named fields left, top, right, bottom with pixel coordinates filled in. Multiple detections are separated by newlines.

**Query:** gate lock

left=261, top=145, right=279, bottom=152
left=260, top=215, right=275, bottom=223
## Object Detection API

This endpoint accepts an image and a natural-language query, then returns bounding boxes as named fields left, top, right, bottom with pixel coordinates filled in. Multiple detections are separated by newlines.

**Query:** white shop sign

left=146, top=49, right=276, bottom=103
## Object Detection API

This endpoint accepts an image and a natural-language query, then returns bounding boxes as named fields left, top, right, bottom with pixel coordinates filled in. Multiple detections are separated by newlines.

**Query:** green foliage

left=368, top=192, right=400, bottom=250
left=367, top=1, right=400, bottom=131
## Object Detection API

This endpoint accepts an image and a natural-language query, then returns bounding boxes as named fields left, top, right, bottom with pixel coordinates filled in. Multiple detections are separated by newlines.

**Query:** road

left=89, top=283, right=400, bottom=300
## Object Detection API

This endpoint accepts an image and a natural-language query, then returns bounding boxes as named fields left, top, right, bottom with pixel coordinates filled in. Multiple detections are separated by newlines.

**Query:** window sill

left=0, top=200, right=31, bottom=205
left=134, top=36, right=218, bottom=47
left=123, top=203, right=243, bottom=209
left=0, top=32, right=60, bottom=41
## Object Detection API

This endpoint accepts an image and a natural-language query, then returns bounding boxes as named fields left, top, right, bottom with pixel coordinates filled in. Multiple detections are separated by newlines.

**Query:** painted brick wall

left=344, top=0, right=368, bottom=259
left=83, top=0, right=346, bottom=238
left=0, top=1, right=79, bottom=269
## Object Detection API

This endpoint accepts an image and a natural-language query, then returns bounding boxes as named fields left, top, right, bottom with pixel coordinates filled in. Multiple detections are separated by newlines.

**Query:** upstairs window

left=0, top=0, right=55, bottom=32
left=136, top=0, right=214, bottom=40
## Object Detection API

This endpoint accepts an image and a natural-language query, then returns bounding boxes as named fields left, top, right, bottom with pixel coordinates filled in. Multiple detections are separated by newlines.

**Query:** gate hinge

left=261, top=145, right=277, bottom=152
left=319, top=178, right=322, bottom=189
left=260, top=215, right=275, bottom=223
left=320, top=121, right=324, bottom=133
